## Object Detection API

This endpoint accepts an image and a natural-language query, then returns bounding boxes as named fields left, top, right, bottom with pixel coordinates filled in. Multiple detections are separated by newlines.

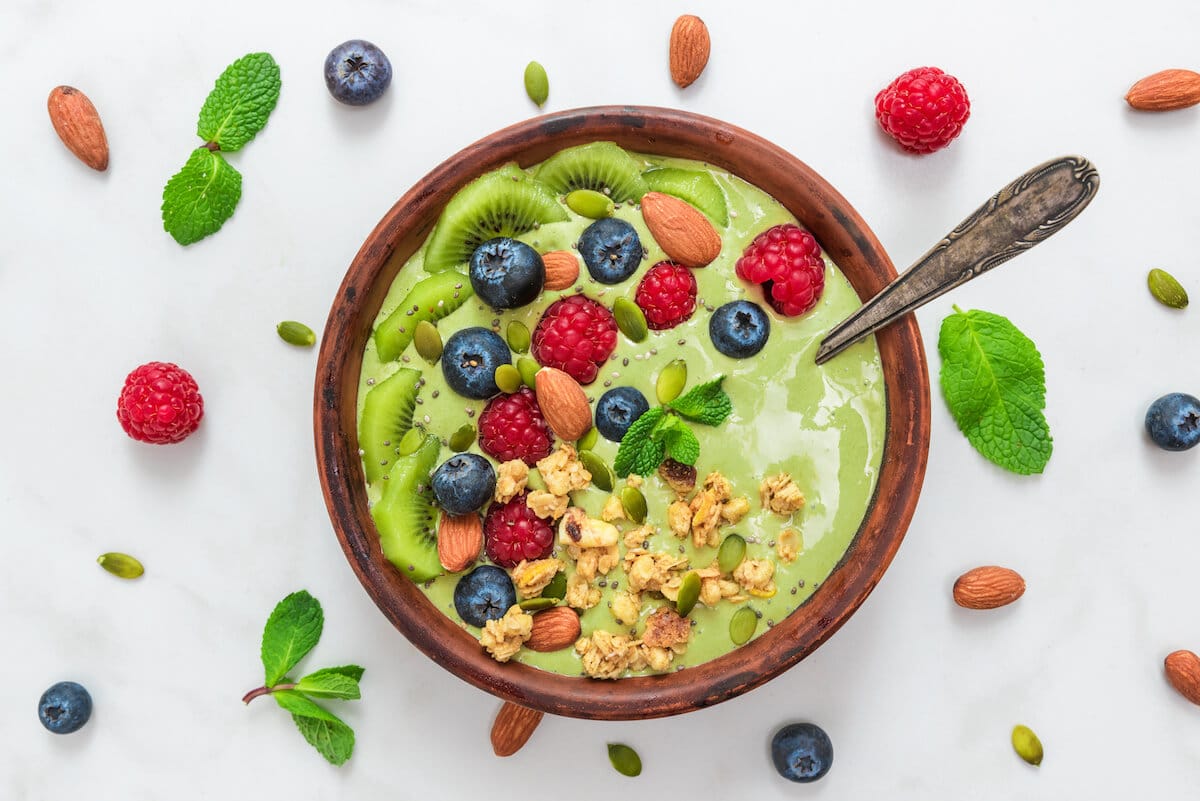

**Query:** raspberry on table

left=478, top=386, right=554, bottom=465
left=735, top=224, right=826, bottom=317
left=874, top=66, right=970, bottom=154
left=116, top=361, right=204, bottom=444
left=634, top=261, right=698, bottom=330
left=530, top=294, right=618, bottom=385
left=484, top=493, right=555, bottom=568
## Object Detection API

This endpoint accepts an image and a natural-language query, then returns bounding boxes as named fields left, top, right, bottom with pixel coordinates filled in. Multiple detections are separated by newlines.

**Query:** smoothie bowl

left=315, top=106, right=929, bottom=720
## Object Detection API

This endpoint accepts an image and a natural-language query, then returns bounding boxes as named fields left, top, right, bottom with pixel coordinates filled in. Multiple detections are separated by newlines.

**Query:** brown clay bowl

left=315, top=106, right=930, bottom=721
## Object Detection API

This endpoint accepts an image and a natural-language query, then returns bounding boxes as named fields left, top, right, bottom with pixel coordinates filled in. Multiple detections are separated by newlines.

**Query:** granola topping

left=510, top=557, right=564, bottom=599
left=479, top=605, right=533, bottom=662
left=494, top=459, right=529, bottom=503
left=760, top=472, right=806, bottom=515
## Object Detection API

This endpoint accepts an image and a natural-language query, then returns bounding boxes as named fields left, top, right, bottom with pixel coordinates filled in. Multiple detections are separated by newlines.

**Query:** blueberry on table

left=454, top=565, right=517, bottom=627
left=595, top=387, right=650, bottom=441
left=432, top=453, right=496, bottom=515
left=38, top=681, right=92, bottom=734
left=1145, top=392, right=1200, bottom=451
left=710, top=300, right=770, bottom=358
left=578, top=218, right=643, bottom=284
left=770, top=722, right=833, bottom=783
left=324, top=40, right=392, bottom=106
left=469, top=238, right=545, bottom=309
left=441, top=327, right=511, bottom=400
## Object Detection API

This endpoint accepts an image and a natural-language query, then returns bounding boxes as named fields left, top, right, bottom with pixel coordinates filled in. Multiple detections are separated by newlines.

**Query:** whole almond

left=1125, top=69, right=1200, bottom=111
left=527, top=606, right=581, bottom=652
left=641, top=191, right=721, bottom=267
left=491, top=702, right=544, bottom=757
left=669, top=15, right=710, bottom=89
left=541, top=250, right=580, bottom=290
left=534, top=367, right=592, bottom=441
left=47, top=86, right=109, bottom=171
left=952, top=566, right=1025, bottom=609
left=1165, top=650, right=1200, bottom=705
left=437, top=512, right=482, bottom=573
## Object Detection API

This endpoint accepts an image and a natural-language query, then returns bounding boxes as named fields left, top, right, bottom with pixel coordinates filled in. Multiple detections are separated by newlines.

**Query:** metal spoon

left=815, top=155, right=1100, bottom=365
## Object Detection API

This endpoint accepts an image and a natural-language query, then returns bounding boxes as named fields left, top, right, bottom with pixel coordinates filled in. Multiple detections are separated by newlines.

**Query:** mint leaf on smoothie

left=667, top=376, right=732, bottom=425
left=661, top=423, right=700, bottom=465
left=196, top=52, right=281, bottom=152
left=161, top=147, right=243, bottom=246
left=261, top=590, right=323, bottom=685
left=938, top=307, right=1052, bottom=475
left=614, top=408, right=666, bottom=477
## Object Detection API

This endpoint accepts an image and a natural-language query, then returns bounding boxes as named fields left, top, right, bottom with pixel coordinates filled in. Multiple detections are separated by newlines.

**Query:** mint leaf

left=274, top=690, right=354, bottom=766
left=294, top=667, right=363, bottom=700
left=261, top=590, right=323, bottom=686
left=161, top=147, right=242, bottom=245
left=668, top=377, right=732, bottom=426
left=614, top=407, right=666, bottom=477
left=196, top=52, right=281, bottom=152
left=315, top=665, right=365, bottom=681
left=938, top=308, right=1052, bottom=475
left=662, top=424, right=700, bottom=465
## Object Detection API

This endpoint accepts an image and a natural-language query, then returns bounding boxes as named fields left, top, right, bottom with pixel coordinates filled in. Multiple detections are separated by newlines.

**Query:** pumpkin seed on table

left=276, top=321, right=315, bottom=347
left=579, top=450, right=614, bottom=491
left=577, top=426, right=599, bottom=452
left=517, top=356, right=540, bottom=389
left=656, top=359, right=687, bottom=403
left=506, top=320, right=531, bottom=353
left=414, top=320, right=443, bottom=364
left=566, top=189, right=615, bottom=219
left=524, top=60, right=549, bottom=107
left=397, top=427, right=424, bottom=457
left=607, top=743, right=642, bottom=777
left=1011, top=724, right=1043, bottom=766
left=449, top=423, right=476, bottom=452
left=729, top=606, right=758, bottom=644
left=675, top=571, right=701, bottom=616
left=620, top=486, right=647, bottom=523
left=717, top=533, right=746, bottom=574
left=495, top=364, right=523, bottom=394
left=613, top=297, right=648, bottom=343
left=540, top=570, right=567, bottom=600
left=1148, top=268, right=1188, bottom=308
left=97, top=552, right=144, bottom=579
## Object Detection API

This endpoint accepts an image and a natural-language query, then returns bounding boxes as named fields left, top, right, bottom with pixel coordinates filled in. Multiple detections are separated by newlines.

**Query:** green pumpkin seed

left=449, top=423, right=476, bottom=452
left=676, top=571, right=701, bottom=616
left=656, top=359, right=688, bottom=404
left=620, top=486, right=647, bottom=523
left=414, top=320, right=443, bottom=364
left=519, top=597, right=557, bottom=612
left=397, top=428, right=424, bottom=457
left=613, top=297, right=648, bottom=343
left=607, top=743, right=642, bottom=777
left=524, top=60, right=549, bottom=107
left=729, top=606, right=758, bottom=645
left=577, top=426, right=599, bottom=452
left=276, top=320, right=316, bottom=347
left=506, top=320, right=531, bottom=353
left=1011, top=725, right=1043, bottom=766
left=1148, top=268, right=1188, bottom=309
left=579, top=450, right=614, bottom=491
left=517, top=356, right=540, bottom=389
left=717, top=534, right=746, bottom=574
left=526, top=468, right=548, bottom=492
left=540, top=570, right=567, bottom=600
left=97, top=552, right=144, bottom=579
left=495, top=363, right=523, bottom=394
left=566, top=189, right=615, bottom=219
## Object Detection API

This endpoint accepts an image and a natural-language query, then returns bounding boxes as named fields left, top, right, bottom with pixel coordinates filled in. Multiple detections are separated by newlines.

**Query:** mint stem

left=242, top=682, right=296, bottom=704
left=203, top=141, right=220, bottom=152
left=952, top=304, right=965, bottom=314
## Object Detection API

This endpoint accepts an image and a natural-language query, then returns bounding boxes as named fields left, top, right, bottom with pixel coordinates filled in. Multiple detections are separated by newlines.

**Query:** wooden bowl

left=315, top=106, right=930, bottom=720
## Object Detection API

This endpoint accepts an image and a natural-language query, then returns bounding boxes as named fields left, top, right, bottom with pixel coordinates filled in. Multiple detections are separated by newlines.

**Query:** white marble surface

left=4, top=0, right=1200, bottom=797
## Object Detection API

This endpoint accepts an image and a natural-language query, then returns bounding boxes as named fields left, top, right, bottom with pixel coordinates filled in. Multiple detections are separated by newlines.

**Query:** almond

left=437, top=512, right=482, bottom=573
left=527, top=606, right=581, bottom=652
left=669, top=15, right=710, bottom=89
left=491, top=702, right=544, bottom=757
left=534, top=367, right=592, bottom=441
left=47, top=86, right=109, bottom=171
left=640, top=191, right=721, bottom=267
left=542, top=250, right=579, bottom=291
left=1125, top=69, right=1200, bottom=111
left=952, top=566, right=1025, bottom=609
left=1165, top=650, right=1200, bottom=705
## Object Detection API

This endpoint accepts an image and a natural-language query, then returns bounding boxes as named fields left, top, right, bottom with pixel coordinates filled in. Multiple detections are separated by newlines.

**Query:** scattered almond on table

left=1125, top=68, right=1200, bottom=111
left=669, top=14, right=710, bottom=88
left=1164, top=650, right=1200, bottom=705
left=952, top=566, right=1025, bottom=609
left=491, top=702, right=544, bottom=756
left=47, top=86, right=109, bottom=171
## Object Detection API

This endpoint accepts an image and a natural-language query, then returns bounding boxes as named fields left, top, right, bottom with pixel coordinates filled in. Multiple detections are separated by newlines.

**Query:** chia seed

left=768, top=540, right=776, bottom=548
left=401, top=356, right=410, bottom=363
left=622, top=358, right=630, bottom=367
left=798, top=580, right=806, bottom=588
left=754, top=610, right=763, bottom=619
left=598, top=579, right=607, bottom=588
left=650, top=348, right=658, bottom=356
left=677, top=339, right=686, bottom=346
left=365, top=379, right=375, bottom=386
left=415, top=397, right=423, bottom=405
left=423, top=415, right=431, bottom=424
left=431, top=390, right=440, bottom=399
left=603, top=381, right=612, bottom=387
left=466, top=409, right=476, bottom=418
left=791, top=587, right=797, bottom=595
left=766, top=620, right=774, bottom=628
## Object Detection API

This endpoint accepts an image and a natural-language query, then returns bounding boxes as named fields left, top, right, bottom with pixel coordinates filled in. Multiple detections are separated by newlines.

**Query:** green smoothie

left=356, top=151, right=885, bottom=677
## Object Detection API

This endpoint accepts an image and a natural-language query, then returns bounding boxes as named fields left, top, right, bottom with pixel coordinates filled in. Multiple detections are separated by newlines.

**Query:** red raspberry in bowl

left=874, top=66, right=970, bottom=154
left=530, top=294, right=617, bottom=384
left=735, top=224, right=826, bottom=317
left=484, top=493, right=556, bottom=568
left=635, top=261, right=697, bottom=330
left=478, top=386, right=553, bottom=465
left=116, top=361, right=204, bottom=444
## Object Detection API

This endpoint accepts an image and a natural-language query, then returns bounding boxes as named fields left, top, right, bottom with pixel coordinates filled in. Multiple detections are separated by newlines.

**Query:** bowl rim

left=315, top=105, right=930, bottom=720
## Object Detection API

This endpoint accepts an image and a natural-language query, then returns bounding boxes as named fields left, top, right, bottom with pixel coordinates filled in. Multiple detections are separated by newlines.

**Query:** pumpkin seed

left=517, top=356, right=540, bottom=389
left=526, top=468, right=548, bottom=492
left=495, top=364, right=523, bottom=394
left=97, top=552, right=144, bottom=579
left=414, top=320, right=443, bottom=364
left=506, top=320, right=531, bottom=353
left=579, top=450, right=614, bottom=491
left=519, top=597, right=557, bottom=612
left=676, top=571, right=701, bottom=616
left=577, top=426, right=599, bottom=452
left=566, top=188, right=615, bottom=219
left=607, top=743, right=642, bottom=777
left=1011, top=724, right=1043, bottom=766
left=717, top=534, right=746, bottom=574
left=1148, top=268, right=1188, bottom=309
left=276, top=320, right=316, bottom=347
left=540, top=570, right=567, bottom=600
left=620, top=486, right=647, bottom=523
left=524, top=60, right=549, bottom=107
left=449, top=423, right=476, bottom=452
left=397, top=428, right=424, bottom=457
left=729, top=606, right=757, bottom=645
left=613, top=297, right=648, bottom=343
left=656, top=359, right=687, bottom=404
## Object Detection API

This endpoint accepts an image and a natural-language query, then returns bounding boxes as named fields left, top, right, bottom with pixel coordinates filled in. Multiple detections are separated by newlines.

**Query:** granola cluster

left=666, top=471, right=752, bottom=547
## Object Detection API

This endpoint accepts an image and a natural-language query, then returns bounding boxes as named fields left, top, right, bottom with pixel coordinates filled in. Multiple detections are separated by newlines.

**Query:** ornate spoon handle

left=815, top=155, right=1100, bottom=365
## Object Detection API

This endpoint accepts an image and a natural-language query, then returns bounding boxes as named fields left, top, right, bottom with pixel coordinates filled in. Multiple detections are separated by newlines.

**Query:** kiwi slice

left=372, top=434, right=443, bottom=582
left=422, top=163, right=568, bottom=273
left=642, top=167, right=729, bottom=226
left=534, top=142, right=648, bottom=203
left=374, top=271, right=474, bottom=362
left=359, top=367, right=422, bottom=484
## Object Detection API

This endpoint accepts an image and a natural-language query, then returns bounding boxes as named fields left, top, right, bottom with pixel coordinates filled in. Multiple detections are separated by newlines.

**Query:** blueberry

left=771, top=722, right=833, bottom=783
left=469, top=238, right=545, bottom=309
left=578, top=218, right=643, bottom=284
left=710, top=300, right=770, bottom=358
left=1145, top=392, right=1200, bottom=451
left=324, top=40, right=392, bottom=106
left=453, top=565, right=517, bottom=627
left=442, top=327, right=510, bottom=399
left=595, top=387, right=650, bottom=441
left=432, top=453, right=496, bottom=515
left=38, top=681, right=92, bottom=734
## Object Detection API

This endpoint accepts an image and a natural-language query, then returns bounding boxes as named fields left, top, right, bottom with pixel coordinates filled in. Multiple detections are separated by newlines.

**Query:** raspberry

left=634, top=261, right=697, bottom=330
left=116, top=361, right=204, bottom=444
left=530, top=294, right=618, bottom=384
left=735, top=224, right=826, bottom=317
left=483, top=493, right=555, bottom=568
left=478, top=386, right=553, bottom=465
left=874, top=66, right=970, bottom=154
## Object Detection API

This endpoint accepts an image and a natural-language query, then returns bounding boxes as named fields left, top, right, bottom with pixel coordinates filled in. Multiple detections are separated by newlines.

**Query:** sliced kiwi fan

left=374, top=271, right=474, bottom=362
left=534, top=142, right=649, bottom=203
left=642, top=166, right=729, bottom=226
left=358, top=367, right=422, bottom=483
left=372, top=434, right=444, bottom=582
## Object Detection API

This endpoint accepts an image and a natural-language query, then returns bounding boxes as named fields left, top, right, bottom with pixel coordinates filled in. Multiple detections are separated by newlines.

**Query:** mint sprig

left=243, top=591, right=364, bottom=766
left=161, top=148, right=243, bottom=246
left=667, top=378, right=732, bottom=426
left=614, top=376, right=731, bottom=477
left=197, top=52, right=281, bottom=152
